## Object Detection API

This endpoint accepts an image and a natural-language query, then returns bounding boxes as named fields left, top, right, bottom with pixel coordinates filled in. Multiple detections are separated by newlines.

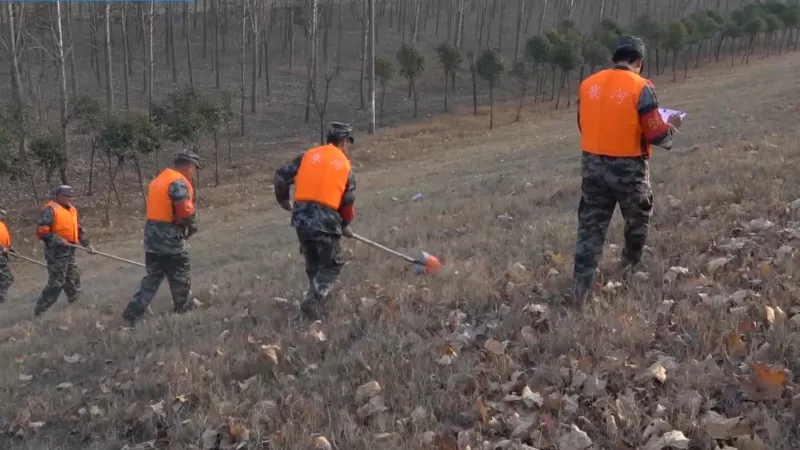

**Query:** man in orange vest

left=34, top=185, right=95, bottom=316
left=122, top=150, right=200, bottom=326
left=274, top=122, right=357, bottom=320
left=0, top=204, right=15, bottom=303
left=572, top=36, right=683, bottom=305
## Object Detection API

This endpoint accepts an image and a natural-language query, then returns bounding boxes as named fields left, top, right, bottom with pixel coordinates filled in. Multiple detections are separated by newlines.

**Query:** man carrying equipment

left=0, top=204, right=14, bottom=303
left=34, top=185, right=95, bottom=316
left=572, top=35, right=683, bottom=305
left=274, top=122, right=357, bottom=320
left=122, top=150, right=200, bottom=325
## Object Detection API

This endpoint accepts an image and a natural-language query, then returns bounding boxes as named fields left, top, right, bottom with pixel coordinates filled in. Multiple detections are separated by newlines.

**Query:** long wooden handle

left=70, top=244, right=146, bottom=268
left=351, top=233, right=420, bottom=264
left=9, top=252, right=48, bottom=268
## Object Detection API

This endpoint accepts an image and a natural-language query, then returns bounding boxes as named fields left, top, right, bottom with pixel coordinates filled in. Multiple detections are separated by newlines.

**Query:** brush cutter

left=8, top=251, right=47, bottom=268
left=351, top=233, right=442, bottom=275
left=70, top=244, right=146, bottom=268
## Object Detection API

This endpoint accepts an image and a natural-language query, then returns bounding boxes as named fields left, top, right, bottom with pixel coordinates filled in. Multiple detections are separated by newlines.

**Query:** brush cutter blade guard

left=411, top=251, right=442, bottom=275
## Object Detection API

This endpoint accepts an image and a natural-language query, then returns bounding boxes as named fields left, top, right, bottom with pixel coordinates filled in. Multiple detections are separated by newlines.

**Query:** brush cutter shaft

left=9, top=252, right=47, bottom=268
left=351, top=233, right=420, bottom=265
left=70, top=244, right=146, bottom=268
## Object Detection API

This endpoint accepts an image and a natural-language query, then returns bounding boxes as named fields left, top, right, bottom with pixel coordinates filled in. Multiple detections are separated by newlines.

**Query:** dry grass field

left=3, top=47, right=800, bottom=449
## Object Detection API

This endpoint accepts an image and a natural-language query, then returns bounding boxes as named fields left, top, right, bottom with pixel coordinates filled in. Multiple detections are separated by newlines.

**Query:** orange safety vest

left=146, top=168, right=195, bottom=223
left=45, top=201, right=79, bottom=243
left=578, top=68, right=651, bottom=158
left=294, top=144, right=352, bottom=210
left=0, top=221, right=10, bottom=249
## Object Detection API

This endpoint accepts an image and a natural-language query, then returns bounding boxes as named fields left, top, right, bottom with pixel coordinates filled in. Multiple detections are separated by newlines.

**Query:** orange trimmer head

left=410, top=251, right=442, bottom=275
left=352, top=234, right=442, bottom=276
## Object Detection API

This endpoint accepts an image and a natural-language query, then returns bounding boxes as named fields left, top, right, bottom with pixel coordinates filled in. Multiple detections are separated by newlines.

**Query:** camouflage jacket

left=38, top=204, right=90, bottom=257
left=144, top=177, right=199, bottom=255
left=577, top=64, right=675, bottom=153
left=274, top=150, right=356, bottom=235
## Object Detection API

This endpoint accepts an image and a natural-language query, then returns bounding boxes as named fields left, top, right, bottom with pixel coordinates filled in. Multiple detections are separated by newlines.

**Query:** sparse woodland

left=6, top=2, right=800, bottom=450
left=0, top=0, right=798, bottom=222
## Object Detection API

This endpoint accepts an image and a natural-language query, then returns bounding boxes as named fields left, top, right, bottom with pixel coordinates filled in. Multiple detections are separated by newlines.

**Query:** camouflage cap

left=615, top=35, right=646, bottom=57
left=174, top=150, right=202, bottom=169
left=328, top=122, right=355, bottom=143
left=54, top=185, right=74, bottom=197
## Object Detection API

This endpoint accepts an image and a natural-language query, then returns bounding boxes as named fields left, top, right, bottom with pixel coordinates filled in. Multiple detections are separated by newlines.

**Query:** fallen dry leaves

left=201, top=419, right=250, bottom=450
left=11, top=187, right=800, bottom=450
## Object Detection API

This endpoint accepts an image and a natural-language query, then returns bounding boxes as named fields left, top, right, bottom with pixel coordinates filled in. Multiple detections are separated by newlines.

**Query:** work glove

left=280, top=200, right=294, bottom=212
left=667, top=113, right=683, bottom=131
left=341, top=227, right=355, bottom=239
left=184, top=224, right=199, bottom=240
left=86, top=245, right=97, bottom=254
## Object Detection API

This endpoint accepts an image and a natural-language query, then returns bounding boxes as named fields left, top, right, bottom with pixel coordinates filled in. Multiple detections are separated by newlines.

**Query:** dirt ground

left=2, top=50, right=800, bottom=449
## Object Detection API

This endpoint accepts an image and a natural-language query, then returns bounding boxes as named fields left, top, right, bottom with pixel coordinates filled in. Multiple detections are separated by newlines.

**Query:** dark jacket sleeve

left=337, top=170, right=357, bottom=228
left=637, top=83, right=675, bottom=150
left=77, top=213, right=90, bottom=247
left=36, top=206, right=56, bottom=245
left=273, top=153, right=305, bottom=204
left=168, top=178, right=199, bottom=238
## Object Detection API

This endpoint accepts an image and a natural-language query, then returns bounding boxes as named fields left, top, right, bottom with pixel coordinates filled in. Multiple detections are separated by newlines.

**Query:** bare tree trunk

left=148, top=1, right=154, bottom=112
left=164, top=6, right=171, bottom=67
left=367, top=0, right=376, bottom=133
left=213, top=130, right=220, bottom=185
left=214, top=0, right=221, bottom=88
left=90, top=6, right=102, bottom=85
left=304, top=0, right=318, bottom=123
left=263, top=17, right=271, bottom=96
left=140, top=7, right=147, bottom=93
left=411, top=0, right=421, bottom=42
left=65, top=3, right=77, bottom=96
left=323, top=0, right=332, bottom=63
left=169, top=6, right=177, bottom=81
left=497, top=0, right=505, bottom=50
left=538, top=0, right=548, bottom=33
left=288, top=4, right=295, bottom=69
left=55, top=1, right=70, bottom=184
left=203, top=0, right=208, bottom=57
left=513, top=0, right=524, bottom=64
left=6, top=3, right=36, bottom=202
left=240, top=0, right=246, bottom=135
left=186, top=3, right=195, bottom=87
left=121, top=5, right=131, bottom=110
left=88, top=140, right=97, bottom=195
left=335, top=0, right=343, bottom=74
left=104, top=2, right=114, bottom=112
left=468, top=52, right=477, bottom=115
left=250, top=0, right=259, bottom=114
left=455, top=0, right=465, bottom=47
left=359, top=14, right=367, bottom=110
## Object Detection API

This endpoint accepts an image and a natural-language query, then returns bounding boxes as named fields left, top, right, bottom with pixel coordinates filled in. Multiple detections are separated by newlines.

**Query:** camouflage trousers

left=0, top=257, right=13, bottom=303
left=122, top=251, right=192, bottom=322
left=35, top=249, right=81, bottom=315
left=572, top=153, right=653, bottom=302
left=296, top=228, right=345, bottom=318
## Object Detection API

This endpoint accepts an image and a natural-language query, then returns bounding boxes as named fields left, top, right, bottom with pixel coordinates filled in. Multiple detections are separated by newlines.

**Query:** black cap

left=327, top=122, right=354, bottom=144
left=54, top=185, right=74, bottom=197
left=174, top=150, right=202, bottom=169
left=614, top=35, right=646, bottom=58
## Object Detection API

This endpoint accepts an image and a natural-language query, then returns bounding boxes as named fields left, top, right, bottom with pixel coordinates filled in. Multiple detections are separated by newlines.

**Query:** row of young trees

left=0, top=88, right=232, bottom=222
left=1, top=0, right=799, bottom=212
left=370, top=1, right=800, bottom=129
